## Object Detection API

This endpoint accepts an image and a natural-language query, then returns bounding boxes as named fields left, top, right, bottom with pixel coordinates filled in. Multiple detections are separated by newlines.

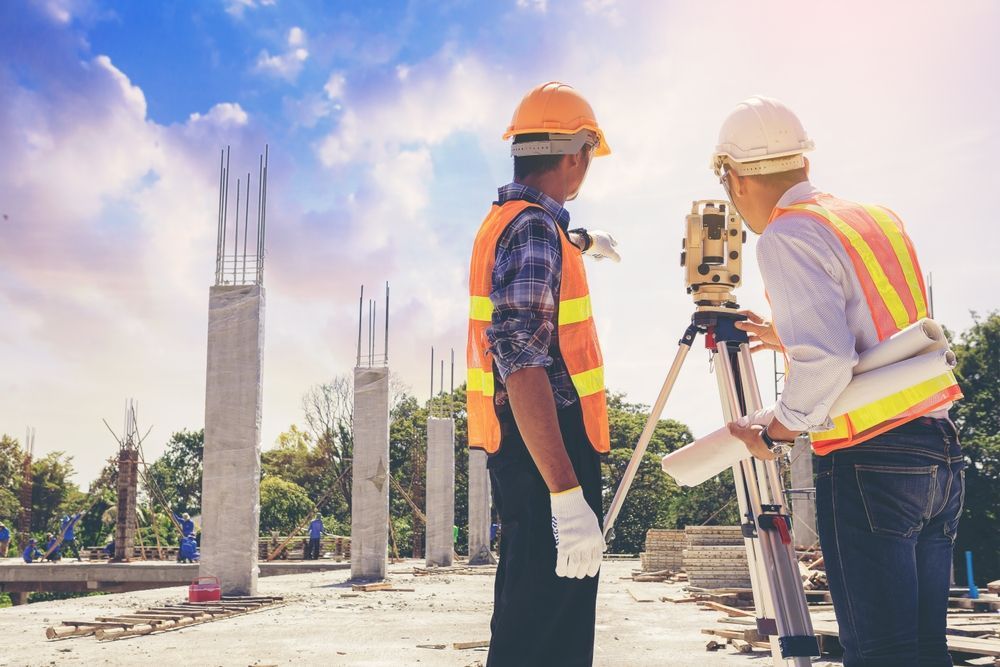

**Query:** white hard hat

left=711, top=96, right=814, bottom=177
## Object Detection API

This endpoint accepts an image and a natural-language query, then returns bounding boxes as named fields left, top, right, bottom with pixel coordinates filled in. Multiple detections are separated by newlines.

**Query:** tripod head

left=680, top=200, right=745, bottom=312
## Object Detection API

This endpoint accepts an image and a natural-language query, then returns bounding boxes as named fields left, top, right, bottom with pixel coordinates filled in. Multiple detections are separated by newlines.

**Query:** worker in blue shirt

left=44, top=532, right=61, bottom=561
left=0, top=522, right=10, bottom=558
left=60, top=513, right=83, bottom=561
left=306, top=515, right=325, bottom=560
left=173, top=512, right=195, bottom=537
left=178, top=535, right=199, bottom=563
left=22, top=538, right=41, bottom=563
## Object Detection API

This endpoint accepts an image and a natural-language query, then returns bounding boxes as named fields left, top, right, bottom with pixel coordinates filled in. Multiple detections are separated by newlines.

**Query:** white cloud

left=224, top=0, right=275, bottom=18
left=323, top=72, right=346, bottom=100
left=516, top=0, right=547, bottom=12
left=254, top=26, right=309, bottom=81
left=188, top=102, right=249, bottom=126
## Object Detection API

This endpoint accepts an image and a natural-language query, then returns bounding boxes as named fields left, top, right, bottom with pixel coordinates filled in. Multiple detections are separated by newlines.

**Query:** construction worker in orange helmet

left=718, top=96, right=963, bottom=667
left=466, top=81, right=616, bottom=666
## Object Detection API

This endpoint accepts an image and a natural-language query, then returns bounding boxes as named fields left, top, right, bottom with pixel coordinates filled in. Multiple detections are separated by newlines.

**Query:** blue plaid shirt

left=485, top=183, right=578, bottom=409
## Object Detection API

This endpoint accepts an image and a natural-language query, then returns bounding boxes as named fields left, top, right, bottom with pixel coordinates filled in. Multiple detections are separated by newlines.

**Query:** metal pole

left=221, top=147, right=230, bottom=284
left=357, top=285, right=364, bottom=368
left=384, top=282, right=389, bottom=365
left=233, top=177, right=240, bottom=285
left=242, top=171, right=250, bottom=283
left=216, top=149, right=224, bottom=284
left=430, top=347, right=435, bottom=406
left=259, top=144, right=268, bottom=285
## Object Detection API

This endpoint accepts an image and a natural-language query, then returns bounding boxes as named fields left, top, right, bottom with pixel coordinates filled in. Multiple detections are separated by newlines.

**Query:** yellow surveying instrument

left=603, top=200, right=820, bottom=665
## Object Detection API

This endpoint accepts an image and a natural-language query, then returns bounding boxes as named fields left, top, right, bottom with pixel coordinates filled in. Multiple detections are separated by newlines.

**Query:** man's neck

left=516, top=174, right=567, bottom=206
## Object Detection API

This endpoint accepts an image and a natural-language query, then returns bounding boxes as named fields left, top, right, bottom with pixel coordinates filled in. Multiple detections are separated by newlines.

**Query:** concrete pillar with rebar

left=113, top=448, right=139, bottom=562
left=351, top=366, right=390, bottom=580
left=425, top=418, right=455, bottom=567
left=199, top=284, right=266, bottom=595
left=468, top=448, right=495, bottom=565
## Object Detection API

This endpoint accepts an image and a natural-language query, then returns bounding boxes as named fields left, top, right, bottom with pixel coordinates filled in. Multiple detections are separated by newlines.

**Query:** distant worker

left=489, top=522, right=499, bottom=550
left=22, top=538, right=41, bottom=563
left=467, top=81, right=616, bottom=666
left=178, top=534, right=199, bottom=563
left=718, top=96, right=964, bottom=667
left=0, top=522, right=10, bottom=558
left=44, top=532, right=61, bottom=562
left=103, top=536, right=115, bottom=560
left=306, top=515, right=326, bottom=560
left=173, top=511, right=195, bottom=537
left=60, top=513, right=83, bottom=561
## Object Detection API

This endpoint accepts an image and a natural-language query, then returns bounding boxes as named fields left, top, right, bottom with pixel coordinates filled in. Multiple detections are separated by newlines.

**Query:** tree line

left=2, top=312, right=998, bottom=582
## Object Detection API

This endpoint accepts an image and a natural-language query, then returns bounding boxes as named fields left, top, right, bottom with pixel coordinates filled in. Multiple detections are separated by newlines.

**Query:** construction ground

left=0, top=558, right=847, bottom=667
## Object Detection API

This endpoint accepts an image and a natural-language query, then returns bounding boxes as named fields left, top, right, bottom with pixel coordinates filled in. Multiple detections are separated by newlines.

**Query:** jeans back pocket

left=855, top=464, right=938, bottom=538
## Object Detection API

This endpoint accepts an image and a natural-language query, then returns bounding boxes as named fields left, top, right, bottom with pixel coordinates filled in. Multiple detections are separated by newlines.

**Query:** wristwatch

left=760, top=426, right=795, bottom=455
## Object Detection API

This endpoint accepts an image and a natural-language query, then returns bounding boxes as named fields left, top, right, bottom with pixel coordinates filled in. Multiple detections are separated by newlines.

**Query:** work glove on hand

left=550, top=486, right=605, bottom=579
left=568, top=229, right=621, bottom=263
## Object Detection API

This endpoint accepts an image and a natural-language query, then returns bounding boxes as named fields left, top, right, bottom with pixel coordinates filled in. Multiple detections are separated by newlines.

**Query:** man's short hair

left=513, top=133, right=565, bottom=180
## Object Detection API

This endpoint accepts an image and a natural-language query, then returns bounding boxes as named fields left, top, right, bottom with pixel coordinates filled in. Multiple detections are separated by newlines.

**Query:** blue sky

left=2, top=0, right=998, bottom=483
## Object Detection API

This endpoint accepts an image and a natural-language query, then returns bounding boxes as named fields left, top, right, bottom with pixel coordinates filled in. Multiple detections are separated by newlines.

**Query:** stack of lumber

left=683, top=526, right=751, bottom=589
left=639, top=529, right=685, bottom=573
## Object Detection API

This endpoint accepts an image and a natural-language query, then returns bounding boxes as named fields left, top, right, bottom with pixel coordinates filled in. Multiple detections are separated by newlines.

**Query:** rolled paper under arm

left=854, top=318, right=947, bottom=375
left=661, top=347, right=957, bottom=487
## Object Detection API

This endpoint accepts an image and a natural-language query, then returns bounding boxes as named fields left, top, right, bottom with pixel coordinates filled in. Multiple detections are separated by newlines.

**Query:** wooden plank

left=352, top=582, right=393, bottom=592
left=627, top=587, right=657, bottom=603
left=699, top=601, right=755, bottom=617
left=453, top=640, right=490, bottom=650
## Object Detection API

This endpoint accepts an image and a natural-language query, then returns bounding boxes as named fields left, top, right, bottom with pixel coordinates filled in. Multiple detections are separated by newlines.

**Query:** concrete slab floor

left=0, top=559, right=845, bottom=666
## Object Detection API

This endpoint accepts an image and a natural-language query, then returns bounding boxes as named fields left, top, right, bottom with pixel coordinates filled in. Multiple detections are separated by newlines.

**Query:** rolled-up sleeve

left=486, top=212, right=562, bottom=382
left=758, top=218, right=858, bottom=432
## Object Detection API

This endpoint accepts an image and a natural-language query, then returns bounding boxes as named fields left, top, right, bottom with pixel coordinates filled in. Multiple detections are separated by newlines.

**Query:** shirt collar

left=776, top=180, right=821, bottom=208
left=497, top=182, right=572, bottom=230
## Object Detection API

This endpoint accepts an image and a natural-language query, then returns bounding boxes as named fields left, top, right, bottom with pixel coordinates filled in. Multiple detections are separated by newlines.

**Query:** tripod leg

left=715, top=341, right=818, bottom=666
left=602, top=325, right=697, bottom=540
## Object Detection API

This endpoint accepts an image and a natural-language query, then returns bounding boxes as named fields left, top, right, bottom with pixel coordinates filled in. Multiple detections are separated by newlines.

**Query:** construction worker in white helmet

left=466, top=81, right=617, bottom=666
left=718, top=96, right=964, bottom=667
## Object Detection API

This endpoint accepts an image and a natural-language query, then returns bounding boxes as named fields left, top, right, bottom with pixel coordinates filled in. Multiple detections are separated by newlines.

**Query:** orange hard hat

left=503, top=81, right=610, bottom=157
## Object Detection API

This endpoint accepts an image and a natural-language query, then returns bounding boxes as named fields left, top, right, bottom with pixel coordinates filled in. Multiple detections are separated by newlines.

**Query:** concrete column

left=113, top=448, right=139, bottom=561
left=790, top=435, right=817, bottom=550
left=425, top=418, right=455, bottom=567
left=351, top=366, right=390, bottom=581
left=199, top=285, right=265, bottom=596
left=467, top=448, right=495, bottom=565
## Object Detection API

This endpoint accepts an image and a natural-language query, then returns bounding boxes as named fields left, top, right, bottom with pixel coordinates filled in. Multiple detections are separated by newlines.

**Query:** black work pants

left=307, top=537, right=321, bottom=560
left=486, top=400, right=602, bottom=667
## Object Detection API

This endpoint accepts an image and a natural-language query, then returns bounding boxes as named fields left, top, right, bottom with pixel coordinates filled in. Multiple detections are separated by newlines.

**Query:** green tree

left=259, top=477, right=313, bottom=534
left=952, top=311, right=1000, bottom=581
left=147, top=429, right=204, bottom=517
left=30, top=452, right=84, bottom=534
left=0, top=434, right=24, bottom=528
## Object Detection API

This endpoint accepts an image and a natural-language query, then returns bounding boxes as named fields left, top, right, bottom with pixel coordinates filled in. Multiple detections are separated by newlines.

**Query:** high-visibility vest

left=771, top=194, right=963, bottom=455
left=466, top=199, right=610, bottom=455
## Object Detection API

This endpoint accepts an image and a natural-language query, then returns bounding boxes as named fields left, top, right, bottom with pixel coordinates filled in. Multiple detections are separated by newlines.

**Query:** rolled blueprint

left=662, top=347, right=957, bottom=487
left=854, top=319, right=947, bottom=375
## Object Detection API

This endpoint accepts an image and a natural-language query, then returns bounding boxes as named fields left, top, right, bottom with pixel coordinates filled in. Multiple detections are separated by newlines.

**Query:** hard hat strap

left=511, top=130, right=597, bottom=157
left=717, top=153, right=806, bottom=178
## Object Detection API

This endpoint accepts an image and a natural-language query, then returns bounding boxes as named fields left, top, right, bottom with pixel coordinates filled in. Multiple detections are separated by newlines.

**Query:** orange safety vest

left=771, top=194, right=963, bottom=456
left=466, top=199, right=610, bottom=455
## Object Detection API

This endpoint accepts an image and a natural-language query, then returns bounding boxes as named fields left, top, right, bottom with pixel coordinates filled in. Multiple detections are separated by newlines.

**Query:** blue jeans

left=815, top=417, right=964, bottom=667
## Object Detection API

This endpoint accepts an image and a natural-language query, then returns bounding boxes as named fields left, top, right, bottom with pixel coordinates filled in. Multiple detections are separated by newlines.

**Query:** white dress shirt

left=758, top=180, right=948, bottom=433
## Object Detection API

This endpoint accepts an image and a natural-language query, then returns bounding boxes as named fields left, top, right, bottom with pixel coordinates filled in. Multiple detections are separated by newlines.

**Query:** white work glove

left=550, top=486, right=605, bottom=579
left=569, top=229, right=621, bottom=263
left=736, top=407, right=774, bottom=429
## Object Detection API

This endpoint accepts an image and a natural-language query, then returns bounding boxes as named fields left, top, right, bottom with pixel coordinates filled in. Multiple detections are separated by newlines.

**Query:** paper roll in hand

left=661, top=319, right=956, bottom=487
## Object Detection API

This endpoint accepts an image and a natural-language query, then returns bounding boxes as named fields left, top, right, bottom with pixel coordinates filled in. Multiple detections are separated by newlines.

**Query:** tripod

left=603, top=309, right=819, bottom=666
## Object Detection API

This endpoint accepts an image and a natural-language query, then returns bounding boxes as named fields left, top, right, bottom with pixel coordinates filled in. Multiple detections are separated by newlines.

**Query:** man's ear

left=803, top=156, right=810, bottom=178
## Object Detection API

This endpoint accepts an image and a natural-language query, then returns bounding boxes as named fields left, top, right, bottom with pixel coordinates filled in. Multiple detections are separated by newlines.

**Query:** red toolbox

left=188, top=576, right=221, bottom=603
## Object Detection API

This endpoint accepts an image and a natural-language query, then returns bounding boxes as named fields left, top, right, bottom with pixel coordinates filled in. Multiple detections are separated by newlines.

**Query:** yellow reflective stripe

left=811, top=415, right=851, bottom=441
left=469, top=296, right=493, bottom=322
left=861, top=204, right=928, bottom=321
left=558, top=295, right=593, bottom=326
left=467, top=368, right=495, bottom=397
left=791, top=203, right=910, bottom=331
left=848, top=371, right=958, bottom=433
left=571, top=366, right=604, bottom=398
